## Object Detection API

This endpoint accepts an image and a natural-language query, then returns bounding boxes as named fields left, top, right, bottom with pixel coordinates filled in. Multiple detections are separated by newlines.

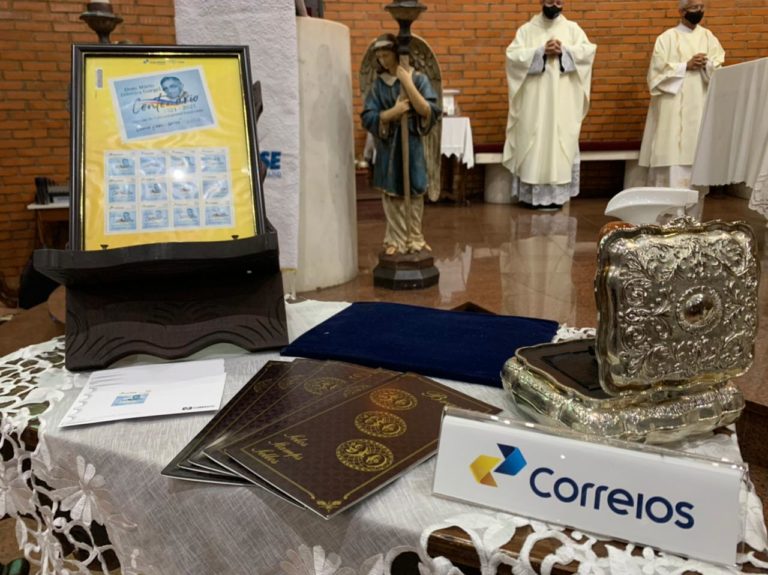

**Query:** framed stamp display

left=34, top=44, right=287, bottom=371
left=70, top=44, right=266, bottom=250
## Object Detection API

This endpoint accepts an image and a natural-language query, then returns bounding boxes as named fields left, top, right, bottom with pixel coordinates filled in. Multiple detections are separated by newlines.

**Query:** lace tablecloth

left=1, top=301, right=767, bottom=575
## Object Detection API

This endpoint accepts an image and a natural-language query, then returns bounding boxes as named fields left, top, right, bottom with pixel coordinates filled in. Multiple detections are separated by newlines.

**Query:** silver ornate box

left=503, top=218, right=759, bottom=443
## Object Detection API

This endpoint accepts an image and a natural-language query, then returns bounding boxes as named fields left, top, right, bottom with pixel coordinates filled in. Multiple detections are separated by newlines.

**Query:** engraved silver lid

left=595, top=217, right=759, bottom=396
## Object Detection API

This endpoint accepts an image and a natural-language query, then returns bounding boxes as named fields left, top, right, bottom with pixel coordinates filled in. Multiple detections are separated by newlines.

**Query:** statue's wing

left=359, top=39, right=379, bottom=107
left=411, top=35, right=443, bottom=202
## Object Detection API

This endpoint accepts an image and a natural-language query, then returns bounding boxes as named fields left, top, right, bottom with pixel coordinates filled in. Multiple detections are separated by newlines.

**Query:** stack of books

left=163, top=358, right=500, bottom=518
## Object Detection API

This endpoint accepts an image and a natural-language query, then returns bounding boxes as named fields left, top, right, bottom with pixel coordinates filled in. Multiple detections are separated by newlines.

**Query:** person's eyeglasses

left=685, top=4, right=704, bottom=12
left=543, top=0, right=564, bottom=6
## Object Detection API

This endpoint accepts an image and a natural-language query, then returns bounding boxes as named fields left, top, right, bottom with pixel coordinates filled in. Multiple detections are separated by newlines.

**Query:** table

left=440, top=116, right=474, bottom=204
left=26, top=202, right=69, bottom=248
left=1, top=301, right=767, bottom=574
left=692, top=57, right=768, bottom=220
left=440, top=116, right=474, bottom=170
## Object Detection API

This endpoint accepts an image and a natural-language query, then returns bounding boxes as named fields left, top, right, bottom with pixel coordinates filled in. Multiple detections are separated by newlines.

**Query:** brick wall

left=325, top=0, right=768, bottom=154
left=0, top=0, right=175, bottom=290
left=1, top=0, right=766, bottom=288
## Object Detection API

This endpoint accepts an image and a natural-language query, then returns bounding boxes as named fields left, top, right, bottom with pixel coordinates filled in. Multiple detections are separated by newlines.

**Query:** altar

left=692, top=57, right=768, bottom=220
left=1, top=300, right=767, bottom=574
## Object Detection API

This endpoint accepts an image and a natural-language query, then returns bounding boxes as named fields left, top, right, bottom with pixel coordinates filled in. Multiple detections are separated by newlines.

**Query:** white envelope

left=60, top=359, right=226, bottom=427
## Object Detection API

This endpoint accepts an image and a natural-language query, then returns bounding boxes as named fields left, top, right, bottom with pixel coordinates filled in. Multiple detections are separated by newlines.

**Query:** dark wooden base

left=34, top=233, right=287, bottom=371
left=373, top=251, right=440, bottom=290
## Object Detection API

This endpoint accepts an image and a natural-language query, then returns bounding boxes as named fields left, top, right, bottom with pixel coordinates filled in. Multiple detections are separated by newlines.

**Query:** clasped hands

left=687, top=53, right=708, bottom=70
left=388, top=97, right=411, bottom=121
left=544, top=38, right=562, bottom=56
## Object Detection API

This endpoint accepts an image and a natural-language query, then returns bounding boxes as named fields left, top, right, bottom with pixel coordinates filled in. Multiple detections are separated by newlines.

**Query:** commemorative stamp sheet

left=104, top=148, right=233, bottom=234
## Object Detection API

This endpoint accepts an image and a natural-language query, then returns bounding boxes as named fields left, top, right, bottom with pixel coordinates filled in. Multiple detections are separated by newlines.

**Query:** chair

left=605, top=187, right=701, bottom=225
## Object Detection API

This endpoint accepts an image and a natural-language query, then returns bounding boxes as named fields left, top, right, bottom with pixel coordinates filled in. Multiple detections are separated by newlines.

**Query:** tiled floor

left=0, top=191, right=766, bottom=569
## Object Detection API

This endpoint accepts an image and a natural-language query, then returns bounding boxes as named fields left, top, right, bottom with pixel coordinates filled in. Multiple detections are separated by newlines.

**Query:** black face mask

left=684, top=10, right=704, bottom=25
left=542, top=5, right=562, bottom=19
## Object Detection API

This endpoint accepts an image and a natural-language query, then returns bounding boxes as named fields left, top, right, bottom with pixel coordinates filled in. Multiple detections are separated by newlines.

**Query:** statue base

left=373, top=251, right=439, bottom=290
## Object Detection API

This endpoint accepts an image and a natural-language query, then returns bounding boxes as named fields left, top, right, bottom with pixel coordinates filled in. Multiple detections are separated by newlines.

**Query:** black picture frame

left=34, top=44, right=288, bottom=371
left=70, top=44, right=267, bottom=251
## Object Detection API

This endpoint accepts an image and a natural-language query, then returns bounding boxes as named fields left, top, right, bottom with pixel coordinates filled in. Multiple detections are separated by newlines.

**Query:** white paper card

left=60, top=359, right=226, bottom=427
left=433, top=408, right=745, bottom=565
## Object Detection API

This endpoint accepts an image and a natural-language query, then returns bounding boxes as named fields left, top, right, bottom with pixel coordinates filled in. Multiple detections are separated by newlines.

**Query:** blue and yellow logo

left=470, top=444, right=527, bottom=487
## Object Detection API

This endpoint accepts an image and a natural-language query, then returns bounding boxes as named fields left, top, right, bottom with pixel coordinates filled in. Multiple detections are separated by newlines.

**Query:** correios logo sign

left=526, top=466, right=695, bottom=529
left=470, top=444, right=527, bottom=486
left=434, top=411, right=743, bottom=565
left=471, top=444, right=695, bottom=529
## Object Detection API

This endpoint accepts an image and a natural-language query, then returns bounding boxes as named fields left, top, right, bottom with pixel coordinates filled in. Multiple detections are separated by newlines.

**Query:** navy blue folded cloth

left=281, top=302, right=559, bottom=388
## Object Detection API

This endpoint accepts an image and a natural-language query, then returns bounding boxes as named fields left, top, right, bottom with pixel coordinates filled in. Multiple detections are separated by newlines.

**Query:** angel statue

left=360, top=33, right=442, bottom=258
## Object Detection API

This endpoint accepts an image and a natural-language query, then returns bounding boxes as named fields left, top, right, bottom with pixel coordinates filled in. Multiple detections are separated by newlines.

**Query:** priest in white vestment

left=503, top=0, right=596, bottom=209
left=638, top=0, right=724, bottom=189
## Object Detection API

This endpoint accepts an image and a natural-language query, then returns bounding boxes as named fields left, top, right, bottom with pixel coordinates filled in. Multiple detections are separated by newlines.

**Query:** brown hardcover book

left=162, top=359, right=316, bottom=483
left=164, top=359, right=395, bottom=483
left=201, top=362, right=398, bottom=478
left=222, top=372, right=501, bottom=518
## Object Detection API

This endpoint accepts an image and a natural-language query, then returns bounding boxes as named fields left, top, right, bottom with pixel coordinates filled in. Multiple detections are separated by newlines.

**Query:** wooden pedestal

left=373, top=251, right=440, bottom=290
left=34, top=232, right=287, bottom=371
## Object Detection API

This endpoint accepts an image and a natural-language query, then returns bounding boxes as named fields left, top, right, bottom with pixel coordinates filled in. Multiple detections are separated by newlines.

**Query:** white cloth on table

left=692, top=57, right=768, bottom=219
left=1, top=301, right=767, bottom=575
left=173, top=0, right=300, bottom=269
left=440, top=116, right=475, bottom=169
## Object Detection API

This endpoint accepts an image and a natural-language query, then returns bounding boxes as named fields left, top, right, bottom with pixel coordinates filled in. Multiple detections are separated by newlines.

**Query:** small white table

left=440, top=116, right=475, bottom=203
left=440, top=116, right=474, bottom=169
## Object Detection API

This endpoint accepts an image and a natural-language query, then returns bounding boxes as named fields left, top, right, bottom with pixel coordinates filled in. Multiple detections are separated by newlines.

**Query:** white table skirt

left=1, top=300, right=767, bottom=575
left=440, top=116, right=475, bottom=169
left=692, top=58, right=768, bottom=219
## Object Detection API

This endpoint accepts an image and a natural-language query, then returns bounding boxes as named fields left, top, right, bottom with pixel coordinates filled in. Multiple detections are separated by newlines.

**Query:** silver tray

left=502, top=345, right=745, bottom=444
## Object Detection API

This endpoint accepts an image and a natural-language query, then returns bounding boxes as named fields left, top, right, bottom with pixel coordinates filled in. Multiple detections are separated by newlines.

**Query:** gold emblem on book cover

left=278, top=374, right=309, bottom=390
left=304, top=377, right=346, bottom=396
left=336, top=439, right=394, bottom=472
left=370, top=388, right=418, bottom=410
left=355, top=411, right=407, bottom=438
left=316, top=499, right=343, bottom=513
